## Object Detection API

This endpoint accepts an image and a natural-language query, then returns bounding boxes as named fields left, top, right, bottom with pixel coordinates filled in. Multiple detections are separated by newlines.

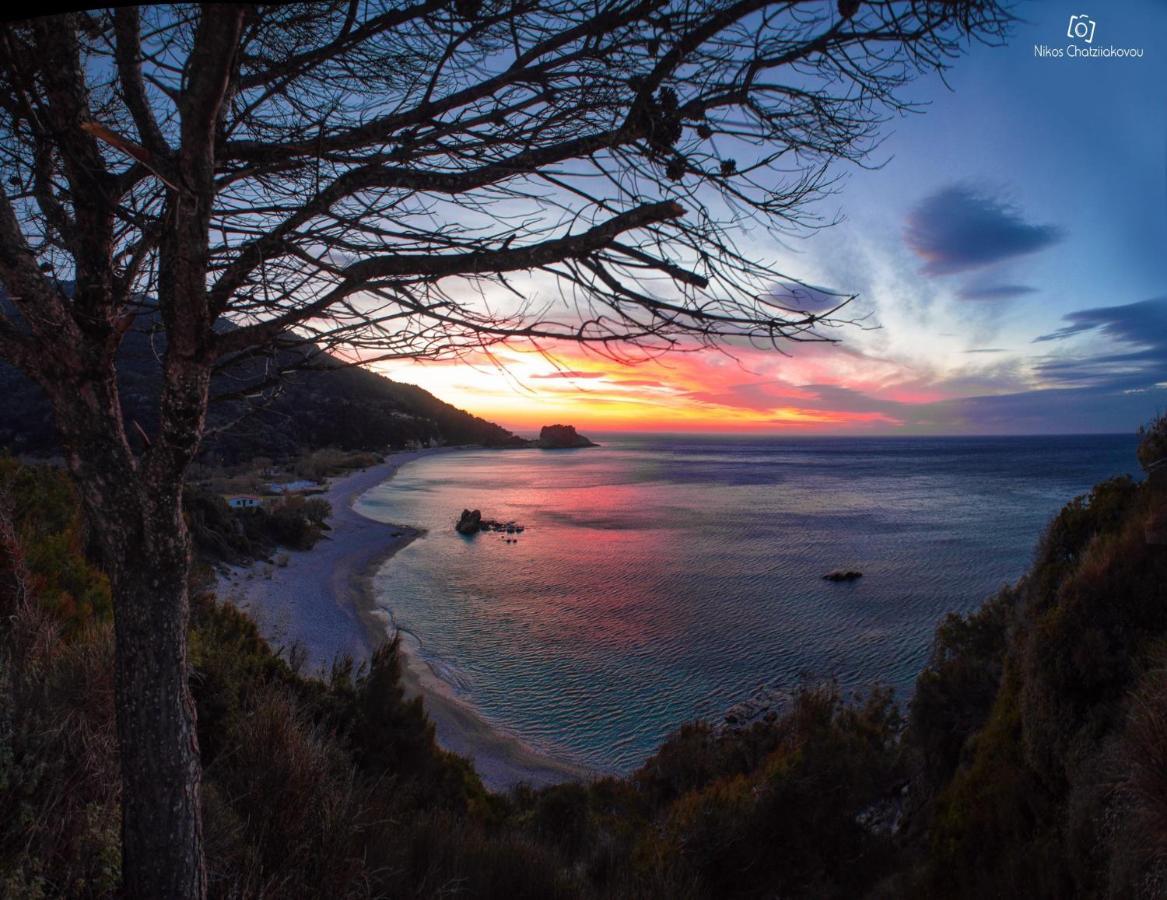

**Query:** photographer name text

left=1034, top=14, right=1145, bottom=60
left=1034, top=43, right=1145, bottom=59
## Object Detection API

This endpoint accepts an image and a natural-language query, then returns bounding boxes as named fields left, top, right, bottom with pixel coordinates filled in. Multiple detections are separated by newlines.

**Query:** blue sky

left=382, top=1, right=1167, bottom=435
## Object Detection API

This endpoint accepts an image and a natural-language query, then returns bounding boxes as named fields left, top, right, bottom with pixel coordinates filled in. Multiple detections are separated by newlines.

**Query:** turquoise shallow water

left=356, top=434, right=1138, bottom=774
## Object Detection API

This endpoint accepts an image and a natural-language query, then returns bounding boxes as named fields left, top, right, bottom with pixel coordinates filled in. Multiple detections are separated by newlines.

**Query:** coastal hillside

left=1, top=420, right=1165, bottom=897
left=0, top=311, right=523, bottom=463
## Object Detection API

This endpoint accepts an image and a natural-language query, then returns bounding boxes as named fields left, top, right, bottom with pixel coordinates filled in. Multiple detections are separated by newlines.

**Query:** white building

left=225, top=494, right=264, bottom=509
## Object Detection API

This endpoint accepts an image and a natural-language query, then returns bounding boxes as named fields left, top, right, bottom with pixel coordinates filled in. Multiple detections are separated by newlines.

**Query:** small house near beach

left=225, top=494, right=264, bottom=509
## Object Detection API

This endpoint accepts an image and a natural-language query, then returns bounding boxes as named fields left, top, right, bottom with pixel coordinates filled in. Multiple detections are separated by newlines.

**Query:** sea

left=355, top=434, right=1139, bottom=775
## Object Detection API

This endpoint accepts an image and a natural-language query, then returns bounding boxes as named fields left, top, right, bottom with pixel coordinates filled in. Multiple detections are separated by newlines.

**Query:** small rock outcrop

left=823, top=570, right=863, bottom=582
left=455, top=509, right=528, bottom=540
left=455, top=509, right=482, bottom=535
left=716, top=686, right=793, bottom=735
left=536, top=424, right=598, bottom=449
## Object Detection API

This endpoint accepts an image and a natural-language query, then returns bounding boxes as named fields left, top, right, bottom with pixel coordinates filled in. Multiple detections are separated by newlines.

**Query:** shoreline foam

left=217, top=447, right=591, bottom=791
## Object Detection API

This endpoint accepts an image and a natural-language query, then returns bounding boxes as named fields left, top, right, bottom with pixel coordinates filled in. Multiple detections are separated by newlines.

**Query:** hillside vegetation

left=0, top=312, right=522, bottom=463
left=2, top=420, right=1166, bottom=898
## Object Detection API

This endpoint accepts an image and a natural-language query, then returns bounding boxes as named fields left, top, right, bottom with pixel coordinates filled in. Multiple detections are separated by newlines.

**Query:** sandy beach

left=217, top=448, right=591, bottom=792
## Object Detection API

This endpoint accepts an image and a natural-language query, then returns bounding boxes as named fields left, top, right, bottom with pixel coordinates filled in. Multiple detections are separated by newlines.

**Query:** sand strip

left=217, top=448, right=592, bottom=791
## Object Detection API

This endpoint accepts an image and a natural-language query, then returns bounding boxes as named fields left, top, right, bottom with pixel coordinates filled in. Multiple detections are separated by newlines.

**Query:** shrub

left=293, top=448, right=380, bottom=482
left=184, top=485, right=258, bottom=562
left=646, top=685, right=903, bottom=899
left=0, top=458, right=111, bottom=630
left=909, top=587, right=1016, bottom=789
left=0, top=497, right=120, bottom=898
left=924, top=668, right=1064, bottom=900
left=634, top=719, right=787, bottom=810
left=393, top=811, right=581, bottom=900
left=1138, top=412, right=1167, bottom=475
left=202, top=684, right=373, bottom=896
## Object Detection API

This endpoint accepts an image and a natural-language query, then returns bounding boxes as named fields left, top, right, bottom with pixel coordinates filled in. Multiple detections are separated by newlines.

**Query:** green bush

left=0, top=458, right=111, bottom=629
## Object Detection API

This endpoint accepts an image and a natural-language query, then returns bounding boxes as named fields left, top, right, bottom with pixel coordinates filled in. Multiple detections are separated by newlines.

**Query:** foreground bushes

left=4, top=446, right=1167, bottom=897
left=647, top=687, right=903, bottom=899
left=0, top=463, right=119, bottom=897
left=913, top=472, right=1167, bottom=898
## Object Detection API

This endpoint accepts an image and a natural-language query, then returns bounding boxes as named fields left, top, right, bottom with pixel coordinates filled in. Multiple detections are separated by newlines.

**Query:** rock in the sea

left=455, top=508, right=482, bottom=535
left=823, top=570, right=863, bottom=582
left=714, top=685, right=793, bottom=735
left=536, top=423, right=598, bottom=449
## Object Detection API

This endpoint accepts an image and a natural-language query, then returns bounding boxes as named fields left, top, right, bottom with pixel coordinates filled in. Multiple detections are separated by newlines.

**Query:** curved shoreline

left=217, top=448, right=592, bottom=792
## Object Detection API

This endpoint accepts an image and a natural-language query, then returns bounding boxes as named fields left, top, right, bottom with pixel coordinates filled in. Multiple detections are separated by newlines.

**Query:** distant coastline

left=217, top=446, right=591, bottom=791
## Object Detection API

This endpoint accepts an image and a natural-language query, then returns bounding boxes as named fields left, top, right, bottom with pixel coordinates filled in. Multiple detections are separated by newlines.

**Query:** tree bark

left=45, top=368, right=207, bottom=899
left=108, top=503, right=206, bottom=899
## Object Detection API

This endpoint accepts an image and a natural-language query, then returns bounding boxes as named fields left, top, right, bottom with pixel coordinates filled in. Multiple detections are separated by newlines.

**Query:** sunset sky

left=377, top=2, right=1167, bottom=437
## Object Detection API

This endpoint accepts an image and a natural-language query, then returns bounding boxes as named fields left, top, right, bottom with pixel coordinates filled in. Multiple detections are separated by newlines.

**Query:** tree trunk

left=48, top=374, right=208, bottom=899
left=108, top=492, right=206, bottom=899
left=1, top=10, right=244, bottom=894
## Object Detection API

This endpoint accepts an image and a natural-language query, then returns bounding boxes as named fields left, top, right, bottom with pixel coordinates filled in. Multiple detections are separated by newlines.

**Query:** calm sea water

left=356, top=434, right=1138, bottom=774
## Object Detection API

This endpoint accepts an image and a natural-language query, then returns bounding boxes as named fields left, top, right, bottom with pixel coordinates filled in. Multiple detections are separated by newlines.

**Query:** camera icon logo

left=1067, top=14, right=1097, bottom=44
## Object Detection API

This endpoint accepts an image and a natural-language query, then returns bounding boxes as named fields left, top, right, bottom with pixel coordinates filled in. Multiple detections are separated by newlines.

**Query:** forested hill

left=0, top=307, right=523, bottom=463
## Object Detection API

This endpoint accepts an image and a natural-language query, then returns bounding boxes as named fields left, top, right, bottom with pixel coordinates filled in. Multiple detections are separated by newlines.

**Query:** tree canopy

left=0, top=3, right=1011, bottom=896
left=0, top=1, right=1009, bottom=384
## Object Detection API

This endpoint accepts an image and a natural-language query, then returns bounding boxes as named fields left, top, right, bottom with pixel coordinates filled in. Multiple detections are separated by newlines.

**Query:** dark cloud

left=764, top=281, right=849, bottom=313
left=936, top=386, right=1166, bottom=435
left=800, top=384, right=904, bottom=415
left=1034, top=297, right=1167, bottom=345
left=803, top=381, right=1162, bottom=435
left=1031, top=297, right=1167, bottom=391
left=957, top=284, right=1038, bottom=300
left=528, top=370, right=605, bottom=380
left=905, top=184, right=1063, bottom=275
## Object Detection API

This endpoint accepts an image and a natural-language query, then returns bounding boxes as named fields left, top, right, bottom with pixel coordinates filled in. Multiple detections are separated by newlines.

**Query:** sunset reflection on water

left=356, top=434, right=1137, bottom=773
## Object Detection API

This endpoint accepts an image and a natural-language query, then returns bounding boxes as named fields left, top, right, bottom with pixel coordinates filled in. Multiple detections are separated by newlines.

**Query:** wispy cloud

left=528, top=370, right=606, bottom=380
left=1032, top=297, right=1167, bottom=391
left=957, top=284, right=1038, bottom=300
left=905, top=184, right=1063, bottom=275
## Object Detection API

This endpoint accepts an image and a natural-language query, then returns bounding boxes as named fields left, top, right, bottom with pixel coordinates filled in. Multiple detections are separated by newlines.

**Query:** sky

left=376, top=1, right=1167, bottom=437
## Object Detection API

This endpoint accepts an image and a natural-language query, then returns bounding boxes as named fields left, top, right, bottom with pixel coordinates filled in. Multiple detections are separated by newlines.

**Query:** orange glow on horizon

left=367, top=339, right=961, bottom=436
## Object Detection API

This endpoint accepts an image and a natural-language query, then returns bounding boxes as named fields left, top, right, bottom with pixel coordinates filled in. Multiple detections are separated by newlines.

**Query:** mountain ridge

left=0, top=306, right=525, bottom=463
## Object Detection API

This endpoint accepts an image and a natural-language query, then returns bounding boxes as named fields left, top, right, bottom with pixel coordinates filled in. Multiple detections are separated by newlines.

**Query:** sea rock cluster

left=455, top=508, right=481, bottom=534
left=454, top=508, right=525, bottom=539
left=823, top=569, right=863, bottom=582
